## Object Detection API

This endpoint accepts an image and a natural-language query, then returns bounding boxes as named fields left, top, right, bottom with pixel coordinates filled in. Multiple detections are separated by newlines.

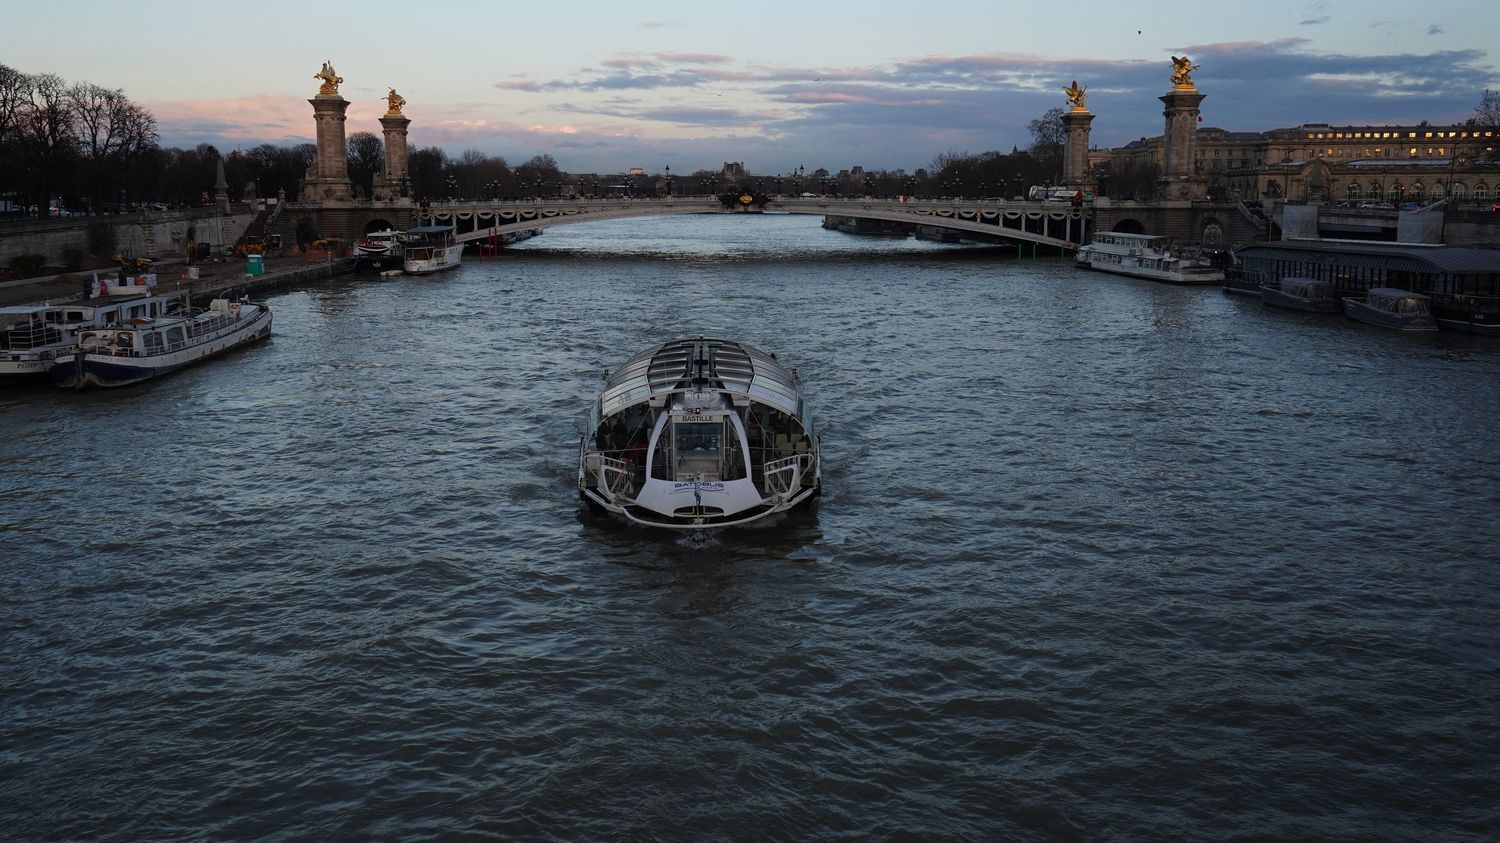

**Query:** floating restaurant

left=1234, top=240, right=1500, bottom=334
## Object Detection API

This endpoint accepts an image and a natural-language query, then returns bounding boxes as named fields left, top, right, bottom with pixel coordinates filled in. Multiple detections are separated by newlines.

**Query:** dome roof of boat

left=600, top=337, right=801, bottom=417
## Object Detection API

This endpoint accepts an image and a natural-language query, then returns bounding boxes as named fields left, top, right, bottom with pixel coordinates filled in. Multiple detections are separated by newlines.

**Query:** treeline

left=0, top=64, right=157, bottom=211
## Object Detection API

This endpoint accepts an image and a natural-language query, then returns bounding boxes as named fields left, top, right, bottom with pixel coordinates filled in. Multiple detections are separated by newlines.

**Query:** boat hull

left=1341, top=298, right=1437, bottom=332
left=1, top=354, right=65, bottom=384
left=51, top=308, right=273, bottom=388
left=1082, top=260, right=1225, bottom=285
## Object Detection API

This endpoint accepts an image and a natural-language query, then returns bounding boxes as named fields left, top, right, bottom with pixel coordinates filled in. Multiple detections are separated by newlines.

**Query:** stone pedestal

left=1062, top=108, right=1095, bottom=189
left=302, top=93, right=353, bottom=202
left=379, top=112, right=412, bottom=199
left=1157, top=85, right=1208, bottom=201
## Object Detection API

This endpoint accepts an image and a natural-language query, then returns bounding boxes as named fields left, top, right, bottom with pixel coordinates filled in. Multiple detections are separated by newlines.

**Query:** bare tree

left=1028, top=106, right=1066, bottom=181
left=21, top=73, right=75, bottom=208
left=1474, top=89, right=1500, bottom=127
left=345, top=131, right=383, bottom=196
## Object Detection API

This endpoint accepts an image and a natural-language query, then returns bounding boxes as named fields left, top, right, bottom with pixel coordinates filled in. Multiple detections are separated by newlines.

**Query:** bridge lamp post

left=665, top=164, right=672, bottom=197
left=444, top=175, right=458, bottom=201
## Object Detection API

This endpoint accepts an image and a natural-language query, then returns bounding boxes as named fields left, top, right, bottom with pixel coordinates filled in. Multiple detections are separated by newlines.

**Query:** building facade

left=1106, top=123, right=1499, bottom=205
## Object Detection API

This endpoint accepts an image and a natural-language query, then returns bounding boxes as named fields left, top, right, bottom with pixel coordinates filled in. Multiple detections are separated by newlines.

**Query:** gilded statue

left=1063, top=80, right=1087, bottom=110
left=314, top=60, right=343, bottom=96
left=385, top=87, right=406, bottom=115
left=1170, top=55, right=1199, bottom=88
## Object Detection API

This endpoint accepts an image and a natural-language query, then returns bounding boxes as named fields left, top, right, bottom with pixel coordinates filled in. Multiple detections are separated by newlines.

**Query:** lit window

left=1424, top=132, right=1433, bottom=139
left=1410, top=148, right=1418, bottom=157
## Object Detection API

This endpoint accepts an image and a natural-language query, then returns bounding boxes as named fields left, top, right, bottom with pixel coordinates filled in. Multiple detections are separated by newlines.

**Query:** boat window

left=675, top=422, right=720, bottom=455
left=672, top=421, right=731, bottom=482
left=144, top=332, right=163, bottom=352
left=165, top=327, right=185, bottom=347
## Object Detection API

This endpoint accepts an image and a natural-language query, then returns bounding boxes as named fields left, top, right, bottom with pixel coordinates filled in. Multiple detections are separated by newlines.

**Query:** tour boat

left=354, top=229, right=405, bottom=272
left=1260, top=276, right=1341, bottom=313
left=1075, top=231, right=1225, bottom=285
left=402, top=226, right=463, bottom=275
left=1, top=292, right=185, bottom=385
left=578, top=337, right=821, bottom=529
left=51, top=297, right=273, bottom=388
left=1341, top=288, right=1437, bottom=332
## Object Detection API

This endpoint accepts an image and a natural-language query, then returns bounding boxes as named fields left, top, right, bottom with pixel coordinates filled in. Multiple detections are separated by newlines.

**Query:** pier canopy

left=600, top=337, right=800, bottom=417
left=1236, top=240, right=1500, bottom=295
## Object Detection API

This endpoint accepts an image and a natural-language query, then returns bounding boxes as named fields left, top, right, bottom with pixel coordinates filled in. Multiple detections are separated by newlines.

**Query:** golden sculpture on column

left=1063, top=80, right=1087, bottom=111
left=1170, top=56, right=1199, bottom=89
left=314, top=61, right=344, bottom=96
left=385, top=88, right=407, bottom=115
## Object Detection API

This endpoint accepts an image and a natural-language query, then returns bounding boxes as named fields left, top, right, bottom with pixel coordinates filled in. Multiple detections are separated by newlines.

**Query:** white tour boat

left=51, top=297, right=272, bottom=389
left=1075, top=231, right=1225, bottom=285
left=578, top=337, right=821, bottom=529
left=354, top=229, right=405, bottom=272
left=402, top=226, right=463, bottom=275
left=1, top=292, right=185, bottom=385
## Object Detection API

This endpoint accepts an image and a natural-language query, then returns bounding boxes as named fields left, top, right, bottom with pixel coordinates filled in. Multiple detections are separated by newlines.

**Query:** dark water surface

left=4, top=215, right=1498, bottom=840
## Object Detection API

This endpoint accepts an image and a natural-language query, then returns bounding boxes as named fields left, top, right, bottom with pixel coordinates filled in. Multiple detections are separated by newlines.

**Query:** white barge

left=1075, top=231, right=1225, bottom=285
left=579, top=337, right=821, bottom=529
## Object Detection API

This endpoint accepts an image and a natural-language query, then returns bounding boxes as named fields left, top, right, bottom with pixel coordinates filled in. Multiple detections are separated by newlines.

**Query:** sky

left=3, top=0, right=1497, bottom=175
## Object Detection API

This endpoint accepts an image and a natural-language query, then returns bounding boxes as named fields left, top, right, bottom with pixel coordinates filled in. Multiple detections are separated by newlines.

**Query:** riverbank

left=0, top=254, right=353, bottom=307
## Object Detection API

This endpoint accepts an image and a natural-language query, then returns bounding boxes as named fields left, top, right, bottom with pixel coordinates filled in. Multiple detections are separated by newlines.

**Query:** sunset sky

left=3, top=0, right=1496, bottom=174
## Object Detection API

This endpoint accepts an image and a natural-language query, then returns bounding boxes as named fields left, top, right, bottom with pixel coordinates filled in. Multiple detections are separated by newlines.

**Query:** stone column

left=381, top=112, right=412, bottom=197
left=1158, top=75, right=1208, bottom=201
left=1062, top=108, right=1095, bottom=189
left=213, top=157, right=230, bottom=213
left=304, top=92, right=353, bottom=202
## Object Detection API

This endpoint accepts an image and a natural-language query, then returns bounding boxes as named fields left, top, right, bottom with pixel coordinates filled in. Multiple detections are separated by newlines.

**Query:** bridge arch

left=365, top=218, right=395, bottom=233
left=1111, top=218, right=1146, bottom=234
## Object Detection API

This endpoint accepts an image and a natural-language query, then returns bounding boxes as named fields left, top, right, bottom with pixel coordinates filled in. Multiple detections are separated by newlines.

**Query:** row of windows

left=1304, top=130, right=1495, bottom=140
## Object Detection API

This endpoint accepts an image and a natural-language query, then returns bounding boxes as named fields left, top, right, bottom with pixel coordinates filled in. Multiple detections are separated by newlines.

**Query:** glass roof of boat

left=600, top=337, right=801, bottom=417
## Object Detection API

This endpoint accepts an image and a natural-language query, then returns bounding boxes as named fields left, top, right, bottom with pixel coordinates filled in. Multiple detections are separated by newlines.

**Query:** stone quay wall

left=0, top=208, right=256, bottom=268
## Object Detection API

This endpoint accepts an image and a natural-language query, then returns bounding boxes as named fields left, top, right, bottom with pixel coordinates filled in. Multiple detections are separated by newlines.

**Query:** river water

left=3, top=214, right=1498, bottom=840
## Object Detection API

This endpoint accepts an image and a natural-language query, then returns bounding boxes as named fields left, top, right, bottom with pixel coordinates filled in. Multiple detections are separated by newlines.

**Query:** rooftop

left=600, top=337, right=802, bottom=417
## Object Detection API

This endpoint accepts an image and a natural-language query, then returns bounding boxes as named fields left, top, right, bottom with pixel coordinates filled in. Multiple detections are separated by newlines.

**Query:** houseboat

left=52, top=297, right=272, bottom=388
left=1, top=292, right=184, bottom=385
left=1235, top=240, right=1500, bottom=334
left=1075, top=232, right=1225, bottom=285
left=402, top=226, right=463, bottom=275
left=578, top=337, right=820, bottom=529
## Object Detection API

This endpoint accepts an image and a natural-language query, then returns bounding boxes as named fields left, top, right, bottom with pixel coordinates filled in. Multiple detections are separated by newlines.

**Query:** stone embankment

left=0, top=254, right=353, bottom=307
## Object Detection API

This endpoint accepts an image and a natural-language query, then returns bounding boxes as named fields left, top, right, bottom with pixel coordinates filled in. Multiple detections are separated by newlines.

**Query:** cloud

left=1428, top=24, right=1445, bottom=35
left=145, top=40, right=1500, bottom=173
left=1299, top=16, right=1330, bottom=25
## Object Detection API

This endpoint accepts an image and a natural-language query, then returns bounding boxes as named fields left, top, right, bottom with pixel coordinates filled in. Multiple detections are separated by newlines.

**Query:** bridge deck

left=417, top=196, right=1088, bottom=249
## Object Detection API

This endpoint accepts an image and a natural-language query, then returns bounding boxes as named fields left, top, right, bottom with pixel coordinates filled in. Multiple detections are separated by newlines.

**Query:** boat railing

left=763, top=453, right=814, bottom=496
left=583, top=451, right=637, bottom=497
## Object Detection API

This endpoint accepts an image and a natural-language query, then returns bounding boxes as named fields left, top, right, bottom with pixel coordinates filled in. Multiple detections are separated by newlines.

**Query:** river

left=3, top=214, right=1497, bottom=839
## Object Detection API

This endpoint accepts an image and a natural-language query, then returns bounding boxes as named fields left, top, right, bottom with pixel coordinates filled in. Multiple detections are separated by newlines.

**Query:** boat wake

left=675, top=529, right=719, bottom=550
